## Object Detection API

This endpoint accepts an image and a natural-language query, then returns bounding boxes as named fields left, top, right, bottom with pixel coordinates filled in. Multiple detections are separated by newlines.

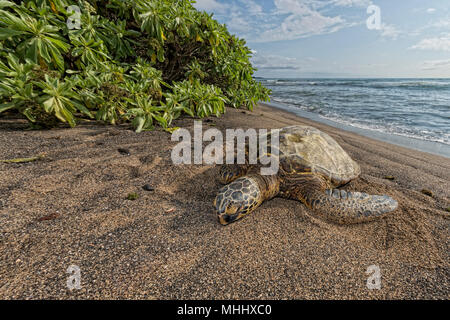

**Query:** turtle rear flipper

left=288, top=175, right=398, bottom=224
left=310, top=189, right=398, bottom=224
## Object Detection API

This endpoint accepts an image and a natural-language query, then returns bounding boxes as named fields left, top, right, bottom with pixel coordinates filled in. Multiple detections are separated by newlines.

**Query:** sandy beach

left=0, top=103, right=449, bottom=299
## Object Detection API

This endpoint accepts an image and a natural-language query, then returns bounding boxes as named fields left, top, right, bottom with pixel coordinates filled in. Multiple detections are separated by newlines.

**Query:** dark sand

left=0, top=104, right=449, bottom=299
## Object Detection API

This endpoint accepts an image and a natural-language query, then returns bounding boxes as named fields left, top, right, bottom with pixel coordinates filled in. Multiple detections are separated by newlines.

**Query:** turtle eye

left=225, top=203, right=243, bottom=214
left=234, top=204, right=244, bottom=214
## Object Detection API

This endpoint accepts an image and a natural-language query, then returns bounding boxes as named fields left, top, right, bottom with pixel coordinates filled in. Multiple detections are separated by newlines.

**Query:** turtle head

left=213, top=177, right=261, bottom=225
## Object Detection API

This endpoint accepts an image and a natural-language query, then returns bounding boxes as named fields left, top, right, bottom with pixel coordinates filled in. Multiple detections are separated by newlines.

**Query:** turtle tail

left=307, top=189, right=398, bottom=224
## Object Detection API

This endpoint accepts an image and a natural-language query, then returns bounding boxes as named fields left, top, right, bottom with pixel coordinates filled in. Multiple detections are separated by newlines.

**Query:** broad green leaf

left=58, top=106, right=76, bottom=127
left=164, top=127, right=180, bottom=134
left=0, top=27, right=24, bottom=40
left=134, top=116, right=145, bottom=133
left=48, top=44, right=65, bottom=71
left=0, top=102, right=15, bottom=113
left=0, top=1, right=15, bottom=9
left=25, top=39, right=38, bottom=63
left=42, top=97, right=55, bottom=112
left=38, top=39, right=51, bottom=63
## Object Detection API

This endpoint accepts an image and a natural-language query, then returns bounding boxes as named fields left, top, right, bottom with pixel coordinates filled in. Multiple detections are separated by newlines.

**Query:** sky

left=192, top=0, right=450, bottom=78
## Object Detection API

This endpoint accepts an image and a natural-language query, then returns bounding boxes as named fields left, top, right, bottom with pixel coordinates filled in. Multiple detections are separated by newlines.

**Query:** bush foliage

left=0, top=0, right=270, bottom=131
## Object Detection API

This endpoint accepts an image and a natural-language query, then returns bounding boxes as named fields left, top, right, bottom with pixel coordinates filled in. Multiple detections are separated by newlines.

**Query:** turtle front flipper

left=214, top=174, right=279, bottom=225
left=286, top=174, right=398, bottom=224
left=218, top=164, right=250, bottom=184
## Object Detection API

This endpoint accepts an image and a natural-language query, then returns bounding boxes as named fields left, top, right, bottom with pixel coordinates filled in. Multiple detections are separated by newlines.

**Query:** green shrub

left=0, top=0, right=271, bottom=130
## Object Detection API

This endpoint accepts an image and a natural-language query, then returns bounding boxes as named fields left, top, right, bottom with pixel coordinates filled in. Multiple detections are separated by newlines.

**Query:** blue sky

left=193, top=0, right=450, bottom=78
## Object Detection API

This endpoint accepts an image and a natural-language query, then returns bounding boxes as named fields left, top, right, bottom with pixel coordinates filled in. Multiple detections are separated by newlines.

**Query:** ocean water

left=259, top=78, right=450, bottom=157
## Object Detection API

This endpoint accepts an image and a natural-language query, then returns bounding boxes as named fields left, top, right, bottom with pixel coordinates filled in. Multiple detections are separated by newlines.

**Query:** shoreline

left=0, top=105, right=449, bottom=299
left=260, top=101, right=450, bottom=159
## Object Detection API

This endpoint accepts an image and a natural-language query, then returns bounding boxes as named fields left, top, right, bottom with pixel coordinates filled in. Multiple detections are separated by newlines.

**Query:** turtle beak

left=217, top=205, right=243, bottom=225
left=218, top=212, right=239, bottom=225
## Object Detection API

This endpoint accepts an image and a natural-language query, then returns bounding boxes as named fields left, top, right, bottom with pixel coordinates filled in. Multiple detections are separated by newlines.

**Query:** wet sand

left=0, top=104, right=449, bottom=299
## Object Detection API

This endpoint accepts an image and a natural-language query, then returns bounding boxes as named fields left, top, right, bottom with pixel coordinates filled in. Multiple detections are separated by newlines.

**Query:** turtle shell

left=276, top=125, right=360, bottom=185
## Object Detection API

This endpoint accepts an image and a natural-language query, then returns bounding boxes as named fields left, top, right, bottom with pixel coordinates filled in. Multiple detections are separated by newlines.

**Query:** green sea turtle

left=214, top=125, right=398, bottom=225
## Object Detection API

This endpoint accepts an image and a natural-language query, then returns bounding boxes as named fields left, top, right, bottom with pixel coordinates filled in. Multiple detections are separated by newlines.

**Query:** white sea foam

left=266, top=78, right=450, bottom=147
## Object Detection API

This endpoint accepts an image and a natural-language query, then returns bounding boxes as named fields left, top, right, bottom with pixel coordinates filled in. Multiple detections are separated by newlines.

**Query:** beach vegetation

left=126, top=192, right=139, bottom=200
left=0, top=153, right=46, bottom=163
left=0, top=0, right=270, bottom=130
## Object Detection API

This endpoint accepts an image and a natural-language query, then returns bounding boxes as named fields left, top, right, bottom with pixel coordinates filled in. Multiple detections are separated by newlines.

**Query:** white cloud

left=194, top=0, right=376, bottom=43
left=379, top=23, right=401, bottom=39
left=430, top=19, right=450, bottom=29
left=192, top=0, right=227, bottom=13
left=427, top=8, right=436, bottom=14
left=251, top=53, right=303, bottom=70
left=225, top=2, right=263, bottom=35
left=194, top=0, right=262, bottom=17
left=332, top=0, right=372, bottom=7
left=410, top=18, right=450, bottom=36
left=422, top=59, right=450, bottom=70
left=411, top=36, right=450, bottom=51
left=240, top=0, right=263, bottom=15
left=274, top=0, right=315, bottom=15
left=253, top=0, right=350, bottom=42
left=228, top=14, right=252, bottom=33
